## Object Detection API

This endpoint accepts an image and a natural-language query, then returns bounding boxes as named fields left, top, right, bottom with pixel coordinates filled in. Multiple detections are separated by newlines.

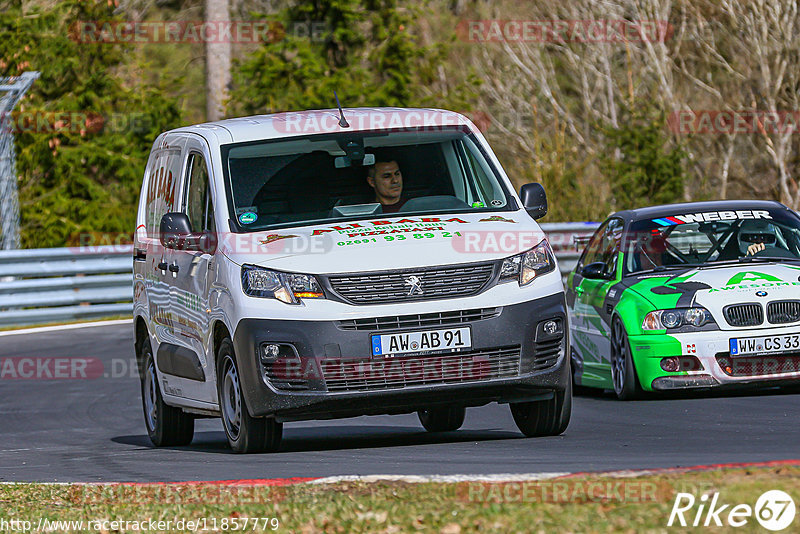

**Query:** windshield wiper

left=633, top=265, right=693, bottom=275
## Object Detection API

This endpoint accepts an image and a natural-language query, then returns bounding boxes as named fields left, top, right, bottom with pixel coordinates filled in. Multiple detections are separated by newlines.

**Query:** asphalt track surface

left=1, top=322, right=799, bottom=483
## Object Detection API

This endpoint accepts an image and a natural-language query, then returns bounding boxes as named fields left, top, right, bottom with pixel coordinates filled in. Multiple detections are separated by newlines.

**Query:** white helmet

left=737, top=219, right=776, bottom=255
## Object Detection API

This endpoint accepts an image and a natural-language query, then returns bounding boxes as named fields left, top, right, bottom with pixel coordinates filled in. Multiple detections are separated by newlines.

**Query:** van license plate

left=371, top=327, right=471, bottom=357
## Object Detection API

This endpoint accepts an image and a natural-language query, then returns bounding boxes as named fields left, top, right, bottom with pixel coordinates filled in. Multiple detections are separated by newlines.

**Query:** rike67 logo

left=668, top=490, right=796, bottom=531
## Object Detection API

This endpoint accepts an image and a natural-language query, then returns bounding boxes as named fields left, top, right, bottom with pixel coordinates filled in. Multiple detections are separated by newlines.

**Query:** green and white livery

left=567, top=200, right=800, bottom=399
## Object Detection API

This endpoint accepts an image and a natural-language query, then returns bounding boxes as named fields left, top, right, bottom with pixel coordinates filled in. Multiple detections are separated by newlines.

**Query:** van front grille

left=326, top=262, right=496, bottom=305
left=337, top=308, right=501, bottom=331
left=321, top=346, right=520, bottom=392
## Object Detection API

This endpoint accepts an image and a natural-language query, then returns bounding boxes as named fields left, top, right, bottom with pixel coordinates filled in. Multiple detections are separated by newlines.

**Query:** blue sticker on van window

left=239, top=212, right=257, bottom=224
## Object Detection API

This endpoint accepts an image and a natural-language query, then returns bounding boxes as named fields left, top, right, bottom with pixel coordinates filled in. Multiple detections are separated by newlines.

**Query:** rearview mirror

left=581, top=261, right=610, bottom=280
left=519, top=183, right=547, bottom=220
left=335, top=153, right=375, bottom=168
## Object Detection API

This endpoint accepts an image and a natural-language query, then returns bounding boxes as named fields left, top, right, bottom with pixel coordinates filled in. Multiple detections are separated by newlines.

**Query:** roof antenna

left=334, top=91, right=350, bottom=128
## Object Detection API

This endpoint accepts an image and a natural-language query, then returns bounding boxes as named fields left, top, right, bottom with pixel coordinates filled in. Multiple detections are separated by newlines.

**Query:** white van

left=133, top=108, right=570, bottom=453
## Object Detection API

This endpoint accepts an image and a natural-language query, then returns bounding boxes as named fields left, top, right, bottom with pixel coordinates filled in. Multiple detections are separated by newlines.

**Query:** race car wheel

left=510, top=371, right=572, bottom=437
left=217, top=338, right=282, bottom=453
left=140, top=342, right=194, bottom=447
left=610, top=318, right=642, bottom=400
left=417, top=406, right=466, bottom=432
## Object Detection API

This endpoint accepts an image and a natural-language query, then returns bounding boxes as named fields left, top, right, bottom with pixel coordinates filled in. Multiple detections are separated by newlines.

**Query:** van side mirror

left=519, top=183, right=547, bottom=220
left=160, top=212, right=192, bottom=249
left=159, top=212, right=216, bottom=254
left=581, top=261, right=610, bottom=280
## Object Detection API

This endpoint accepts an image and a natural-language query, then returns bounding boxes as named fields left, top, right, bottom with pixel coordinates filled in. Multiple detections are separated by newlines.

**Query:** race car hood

left=219, top=212, right=547, bottom=274
left=622, top=262, right=800, bottom=329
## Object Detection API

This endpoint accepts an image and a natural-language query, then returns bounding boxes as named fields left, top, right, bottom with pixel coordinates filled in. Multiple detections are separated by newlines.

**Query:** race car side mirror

left=520, top=183, right=547, bottom=220
left=581, top=261, right=610, bottom=280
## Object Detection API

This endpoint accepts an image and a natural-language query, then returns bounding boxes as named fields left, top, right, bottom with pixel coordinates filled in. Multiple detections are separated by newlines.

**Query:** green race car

left=567, top=200, right=800, bottom=399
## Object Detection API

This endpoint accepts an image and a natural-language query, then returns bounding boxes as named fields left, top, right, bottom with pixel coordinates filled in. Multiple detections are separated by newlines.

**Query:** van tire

left=140, top=342, right=194, bottom=447
left=217, top=338, right=282, bottom=453
left=510, top=375, right=572, bottom=437
left=418, top=406, right=466, bottom=432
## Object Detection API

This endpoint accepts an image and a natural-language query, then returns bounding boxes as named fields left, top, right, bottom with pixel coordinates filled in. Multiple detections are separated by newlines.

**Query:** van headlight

left=642, top=308, right=715, bottom=330
left=241, top=265, right=324, bottom=304
left=499, top=239, right=556, bottom=286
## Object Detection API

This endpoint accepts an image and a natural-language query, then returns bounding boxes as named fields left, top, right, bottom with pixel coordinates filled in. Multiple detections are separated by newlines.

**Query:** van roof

left=169, top=107, right=476, bottom=144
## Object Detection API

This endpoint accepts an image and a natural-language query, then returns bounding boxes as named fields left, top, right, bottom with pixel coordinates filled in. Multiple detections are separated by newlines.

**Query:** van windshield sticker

left=311, top=217, right=469, bottom=237
left=239, top=212, right=258, bottom=224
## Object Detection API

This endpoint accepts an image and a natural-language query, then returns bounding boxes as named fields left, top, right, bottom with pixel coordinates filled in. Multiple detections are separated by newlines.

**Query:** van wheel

left=510, top=375, right=572, bottom=437
left=217, top=338, right=282, bottom=453
left=141, top=342, right=194, bottom=447
left=418, top=406, right=466, bottom=432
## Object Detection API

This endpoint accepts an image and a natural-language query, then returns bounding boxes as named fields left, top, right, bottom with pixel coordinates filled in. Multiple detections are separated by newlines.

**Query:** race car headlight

left=500, top=239, right=556, bottom=286
left=642, top=308, right=715, bottom=330
left=241, top=265, right=323, bottom=304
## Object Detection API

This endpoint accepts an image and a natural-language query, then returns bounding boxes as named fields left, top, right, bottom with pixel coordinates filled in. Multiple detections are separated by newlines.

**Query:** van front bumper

left=232, top=293, right=569, bottom=421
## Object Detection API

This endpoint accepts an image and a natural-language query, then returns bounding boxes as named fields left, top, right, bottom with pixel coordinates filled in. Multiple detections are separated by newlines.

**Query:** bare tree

left=205, top=0, right=231, bottom=121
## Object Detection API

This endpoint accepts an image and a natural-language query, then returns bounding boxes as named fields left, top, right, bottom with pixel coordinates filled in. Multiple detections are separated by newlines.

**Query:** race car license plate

left=729, top=333, right=800, bottom=357
left=371, top=327, right=471, bottom=357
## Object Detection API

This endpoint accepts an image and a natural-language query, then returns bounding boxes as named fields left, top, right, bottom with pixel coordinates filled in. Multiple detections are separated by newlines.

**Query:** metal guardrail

left=0, top=222, right=599, bottom=327
left=0, top=246, right=134, bottom=326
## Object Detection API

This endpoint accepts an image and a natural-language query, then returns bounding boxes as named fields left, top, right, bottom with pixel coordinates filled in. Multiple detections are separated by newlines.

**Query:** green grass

left=0, top=316, right=132, bottom=332
left=1, top=465, right=798, bottom=532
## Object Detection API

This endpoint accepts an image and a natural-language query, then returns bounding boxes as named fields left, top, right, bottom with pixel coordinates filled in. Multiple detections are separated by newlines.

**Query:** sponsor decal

left=652, top=210, right=772, bottom=226
left=727, top=271, right=782, bottom=285
left=311, top=217, right=469, bottom=238
left=259, top=234, right=298, bottom=246
left=471, top=201, right=486, bottom=208
left=709, top=281, right=800, bottom=293
left=479, top=215, right=516, bottom=223
left=686, top=343, right=697, bottom=354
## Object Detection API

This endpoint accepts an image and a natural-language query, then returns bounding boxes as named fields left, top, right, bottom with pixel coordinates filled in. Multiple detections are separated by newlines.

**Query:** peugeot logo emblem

left=756, top=290, right=768, bottom=297
left=404, top=275, right=423, bottom=296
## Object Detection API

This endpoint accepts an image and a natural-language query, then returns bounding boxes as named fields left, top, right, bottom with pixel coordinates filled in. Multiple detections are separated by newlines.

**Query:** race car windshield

left=221, top=127, right=513, bottom=231
left=624, top=209, right=800, bottom=274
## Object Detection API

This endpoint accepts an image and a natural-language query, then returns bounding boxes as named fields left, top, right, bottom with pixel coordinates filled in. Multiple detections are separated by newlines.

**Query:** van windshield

left=221, top=127, right=514, bottom=231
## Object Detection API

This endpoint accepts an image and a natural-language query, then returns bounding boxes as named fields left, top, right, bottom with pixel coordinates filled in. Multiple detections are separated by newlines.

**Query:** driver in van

left=366, top=156, right=407, bottom=214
